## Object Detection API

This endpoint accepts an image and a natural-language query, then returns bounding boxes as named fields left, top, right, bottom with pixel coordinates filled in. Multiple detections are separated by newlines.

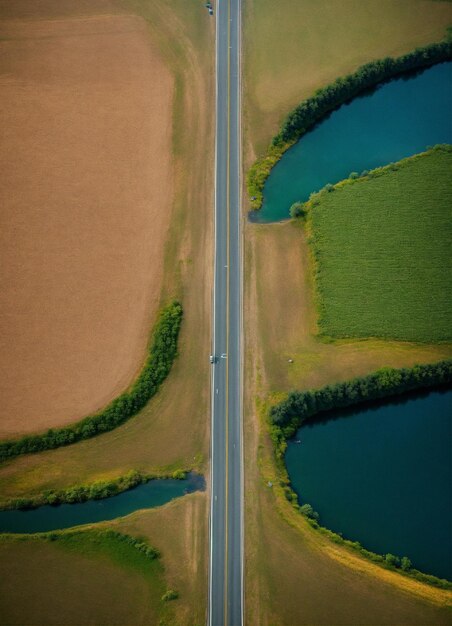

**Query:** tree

left=300, top=503, right=320, bottom=520
left=289, top=201, right=305, bottom=218
left=385, top=553, right=400, bottom=567
left=401, top=556, right=412, bottom=571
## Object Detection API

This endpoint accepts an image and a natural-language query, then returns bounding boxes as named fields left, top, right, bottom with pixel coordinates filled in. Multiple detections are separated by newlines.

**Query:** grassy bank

left=0, top=529, right=170, bottom=626
left=304, top=147, right=452, bottom=342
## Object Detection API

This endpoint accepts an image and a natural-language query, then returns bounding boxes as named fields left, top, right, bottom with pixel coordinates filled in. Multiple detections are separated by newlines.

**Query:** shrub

left=385, top=553, right=401, bottom=567
left=289, top=201, right=305, bottom=218
left=401, top=556, right=412, bottom=571
left=162, top=590, right=179, bottom=601
left=299, top=503, right=320, bottom=521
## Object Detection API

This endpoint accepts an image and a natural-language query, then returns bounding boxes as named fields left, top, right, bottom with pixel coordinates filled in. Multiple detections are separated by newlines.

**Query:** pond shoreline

left=0, top=472, right=205, bottom=534
left=268, top=361, right=452, bottom=588
left=286, top=389, right=451, bottom=581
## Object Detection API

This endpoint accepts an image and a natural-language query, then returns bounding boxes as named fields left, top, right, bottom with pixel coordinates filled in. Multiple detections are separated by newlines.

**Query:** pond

left=285, top=389, right=452, bottom=580
left=0, top=473, right=205, bottom=534
left=252, top=61, right=452, bottom=222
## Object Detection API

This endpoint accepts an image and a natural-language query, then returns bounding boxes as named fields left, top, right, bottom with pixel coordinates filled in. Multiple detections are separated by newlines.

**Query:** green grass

left=307, top=148, right=452, bottom=342
left=0, top=529, right=171, bottom=625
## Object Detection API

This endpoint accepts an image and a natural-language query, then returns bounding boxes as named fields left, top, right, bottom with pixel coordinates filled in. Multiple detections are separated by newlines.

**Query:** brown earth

left=0, top=9, right=174, bottom=437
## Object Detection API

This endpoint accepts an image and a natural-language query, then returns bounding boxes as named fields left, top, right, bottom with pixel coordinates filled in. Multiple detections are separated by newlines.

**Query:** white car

left=210, top=355, right=215, bottom=364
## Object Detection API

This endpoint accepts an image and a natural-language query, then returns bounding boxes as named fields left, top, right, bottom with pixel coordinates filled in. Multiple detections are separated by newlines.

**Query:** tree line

left=270, top=360, right=451, bottom=437
left=0, top=301, right=183, bottom=462
left=247, top=37, right=452, bottom=211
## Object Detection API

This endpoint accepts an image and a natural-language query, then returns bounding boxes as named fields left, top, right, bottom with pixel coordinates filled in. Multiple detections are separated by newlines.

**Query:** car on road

left=210, top=355, right=216, bottom=364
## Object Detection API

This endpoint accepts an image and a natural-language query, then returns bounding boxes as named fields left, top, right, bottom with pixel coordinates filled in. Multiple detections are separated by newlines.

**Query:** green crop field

left=308, top=148, right=452, bottom=342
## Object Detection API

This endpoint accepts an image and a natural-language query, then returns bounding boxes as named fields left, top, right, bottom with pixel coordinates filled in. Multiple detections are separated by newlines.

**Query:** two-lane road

left=209, top=0, right=243, bottom=625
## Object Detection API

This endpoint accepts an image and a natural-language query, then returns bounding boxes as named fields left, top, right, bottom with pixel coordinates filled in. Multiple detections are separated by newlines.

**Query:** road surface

left=209, top=0, right=243, bottom=625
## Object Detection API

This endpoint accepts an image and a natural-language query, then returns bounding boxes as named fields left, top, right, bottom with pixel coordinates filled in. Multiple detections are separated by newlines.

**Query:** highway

left=209, top=0, right=243, bottom=625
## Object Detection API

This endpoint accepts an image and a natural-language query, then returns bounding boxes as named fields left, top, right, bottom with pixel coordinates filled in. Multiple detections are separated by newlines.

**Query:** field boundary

left=246, top=37, right=452, bottom=211
left=0, top=302, right=183, bottom=462
left=267, top=360, right=452, bottom=589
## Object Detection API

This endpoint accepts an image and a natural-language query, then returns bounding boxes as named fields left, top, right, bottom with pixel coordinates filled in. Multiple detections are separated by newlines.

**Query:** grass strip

left=0, top=527, right=160, bottom=561
left=268, top=359, right=452, bottom=588
left=0, top=527, right=173, bottom=624
left=247, top=35, right=452, bottom=210
left=0, top=302, right=183, bottom=462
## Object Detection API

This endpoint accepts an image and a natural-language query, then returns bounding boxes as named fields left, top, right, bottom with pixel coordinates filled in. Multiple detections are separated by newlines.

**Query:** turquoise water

left=285, top=390, right=452, bottom=580
left=252, top=62, right=452, bottom=222
left=0, top=473, right=204, bottom=533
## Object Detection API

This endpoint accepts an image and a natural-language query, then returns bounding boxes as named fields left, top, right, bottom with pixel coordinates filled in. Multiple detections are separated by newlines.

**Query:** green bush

left=289, top=201, right=305, bottom=219
left=401, top=556, right=412, bottom=571
left=385, top=553, right=401, bottom=567
left=299, top=503, right=319, bottom=521
left=162, top=589, right=179, bottom=601
left=0, top=302, right=183, bottom=462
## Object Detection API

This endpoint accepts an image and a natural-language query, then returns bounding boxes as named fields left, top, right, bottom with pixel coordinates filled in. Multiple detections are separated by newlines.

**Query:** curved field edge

left=0, top=302, right=183, bottom=461
left=0, top=528, right=173, bottom=626
left=268, top=360, right=452, bottom=589
left=246, top=36, right=452, bottom=211
left=299, top=145, right=452, bottom=343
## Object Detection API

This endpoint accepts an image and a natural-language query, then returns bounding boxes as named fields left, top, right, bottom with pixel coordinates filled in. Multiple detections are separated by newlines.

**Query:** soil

left=0, top=10, right=174, bottom=436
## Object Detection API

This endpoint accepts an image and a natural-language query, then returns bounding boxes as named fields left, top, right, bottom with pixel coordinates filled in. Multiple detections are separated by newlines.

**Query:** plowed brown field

left=0, top=11, right=173, bottom=437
